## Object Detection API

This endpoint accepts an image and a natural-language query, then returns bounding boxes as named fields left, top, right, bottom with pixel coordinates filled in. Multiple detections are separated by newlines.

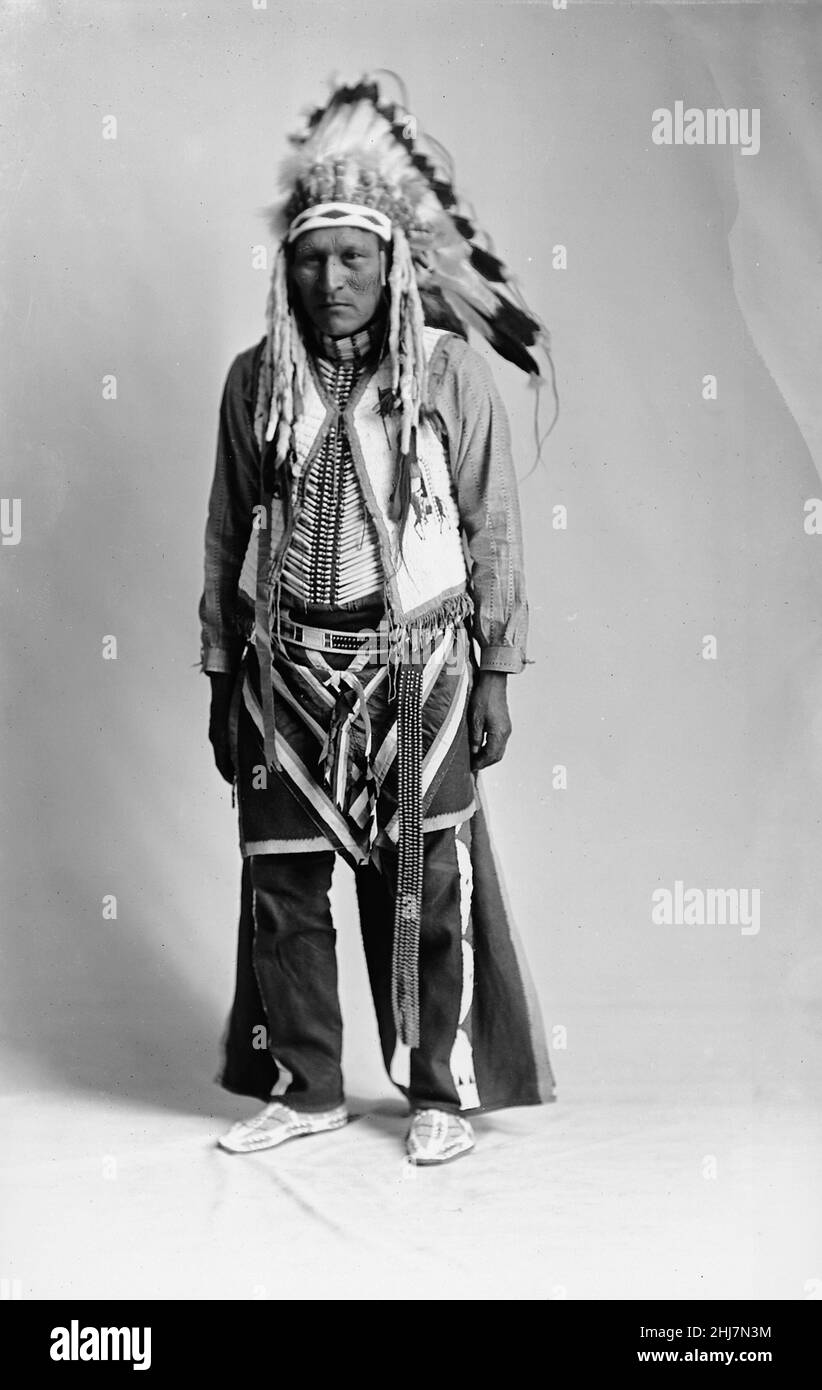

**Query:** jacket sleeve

left=198, top=348, right=260, bottom=675
left=430, top=336, right=529, bottom=674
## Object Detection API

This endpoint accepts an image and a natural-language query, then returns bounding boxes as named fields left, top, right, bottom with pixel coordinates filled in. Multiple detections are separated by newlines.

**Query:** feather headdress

left=262, top=71, right=555, bottom=481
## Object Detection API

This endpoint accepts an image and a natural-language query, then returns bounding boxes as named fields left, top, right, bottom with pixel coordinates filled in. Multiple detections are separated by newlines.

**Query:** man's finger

left=468, top=700, right=486, bottom=753
left=472, top=724, right=510, bottom=771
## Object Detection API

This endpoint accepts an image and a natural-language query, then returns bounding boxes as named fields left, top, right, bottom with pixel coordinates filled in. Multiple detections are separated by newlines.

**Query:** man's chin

left=313, top=307, right=364, bottom=337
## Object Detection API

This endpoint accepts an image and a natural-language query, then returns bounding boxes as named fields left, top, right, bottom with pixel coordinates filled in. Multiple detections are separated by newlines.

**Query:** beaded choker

left=307, top=308, right=388, bottom=365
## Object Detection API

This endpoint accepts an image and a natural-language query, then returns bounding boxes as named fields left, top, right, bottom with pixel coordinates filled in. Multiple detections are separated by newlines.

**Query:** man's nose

left=319, top=257, right=346, bottom=295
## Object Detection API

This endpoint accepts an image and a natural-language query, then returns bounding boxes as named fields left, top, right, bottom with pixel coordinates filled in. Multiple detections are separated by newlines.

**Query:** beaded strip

left=280, top=354, right=384, bottom=606
left=392, top=662, right=424, bottom=1048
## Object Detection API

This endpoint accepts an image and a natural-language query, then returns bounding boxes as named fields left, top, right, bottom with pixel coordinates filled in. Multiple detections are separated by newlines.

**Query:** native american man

left=200, top=75, right=556, bottom=1164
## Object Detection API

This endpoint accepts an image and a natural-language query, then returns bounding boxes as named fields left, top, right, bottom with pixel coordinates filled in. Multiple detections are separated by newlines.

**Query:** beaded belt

left=279, top=614, right=389, bottom=660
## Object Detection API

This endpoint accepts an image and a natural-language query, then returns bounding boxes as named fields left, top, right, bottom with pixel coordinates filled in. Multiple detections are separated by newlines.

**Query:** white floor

left=2, top=915, right=820, bottom=1302
left=2, top=1080, right=818, bottom=1300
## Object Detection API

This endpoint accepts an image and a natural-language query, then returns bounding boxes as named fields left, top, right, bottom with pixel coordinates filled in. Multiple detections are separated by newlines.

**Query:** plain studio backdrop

left=1, top=0, right=820, bottom=1299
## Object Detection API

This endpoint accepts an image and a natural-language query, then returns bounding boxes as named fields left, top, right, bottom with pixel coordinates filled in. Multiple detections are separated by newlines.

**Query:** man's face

left=290, top=227, right=384, bottom=338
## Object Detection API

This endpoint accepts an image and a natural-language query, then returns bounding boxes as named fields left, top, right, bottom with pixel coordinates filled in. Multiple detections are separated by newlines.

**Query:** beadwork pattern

left=280, top=330, right=384, bottom=608
left=393, top=664, right=424, bottom=1047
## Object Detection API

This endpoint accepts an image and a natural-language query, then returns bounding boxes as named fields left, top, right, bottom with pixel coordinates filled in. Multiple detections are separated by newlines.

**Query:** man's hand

left=208, top=672, right=236, bottom=785
left=468, top=671, right=512, bottom=772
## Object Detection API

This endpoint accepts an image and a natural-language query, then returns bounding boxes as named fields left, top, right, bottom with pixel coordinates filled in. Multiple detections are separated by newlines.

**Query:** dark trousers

left=249, top=828, right=466, bottom=1114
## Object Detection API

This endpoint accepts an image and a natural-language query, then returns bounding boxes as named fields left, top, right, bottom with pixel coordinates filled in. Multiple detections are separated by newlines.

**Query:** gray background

left=1, top=0, right=820, bottom=1298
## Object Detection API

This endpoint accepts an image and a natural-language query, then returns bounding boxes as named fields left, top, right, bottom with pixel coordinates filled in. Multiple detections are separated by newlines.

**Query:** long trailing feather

left=435, top=285, right=544, bottom=377
left=417, top=283, right=469, bottom=337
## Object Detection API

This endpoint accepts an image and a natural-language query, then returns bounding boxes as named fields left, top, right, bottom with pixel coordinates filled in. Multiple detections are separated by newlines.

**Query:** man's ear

left=379, top=246, right=387, bottom=286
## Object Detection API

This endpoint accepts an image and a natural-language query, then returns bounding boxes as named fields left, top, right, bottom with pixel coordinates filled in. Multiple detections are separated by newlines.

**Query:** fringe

left=384, top=590, right=473, bottom=702
left=387, top=590, right=474, bottom=669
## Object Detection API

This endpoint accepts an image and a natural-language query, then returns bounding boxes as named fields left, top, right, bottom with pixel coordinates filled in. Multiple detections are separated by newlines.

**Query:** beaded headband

left=287, top=201, right=392, bottom=244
